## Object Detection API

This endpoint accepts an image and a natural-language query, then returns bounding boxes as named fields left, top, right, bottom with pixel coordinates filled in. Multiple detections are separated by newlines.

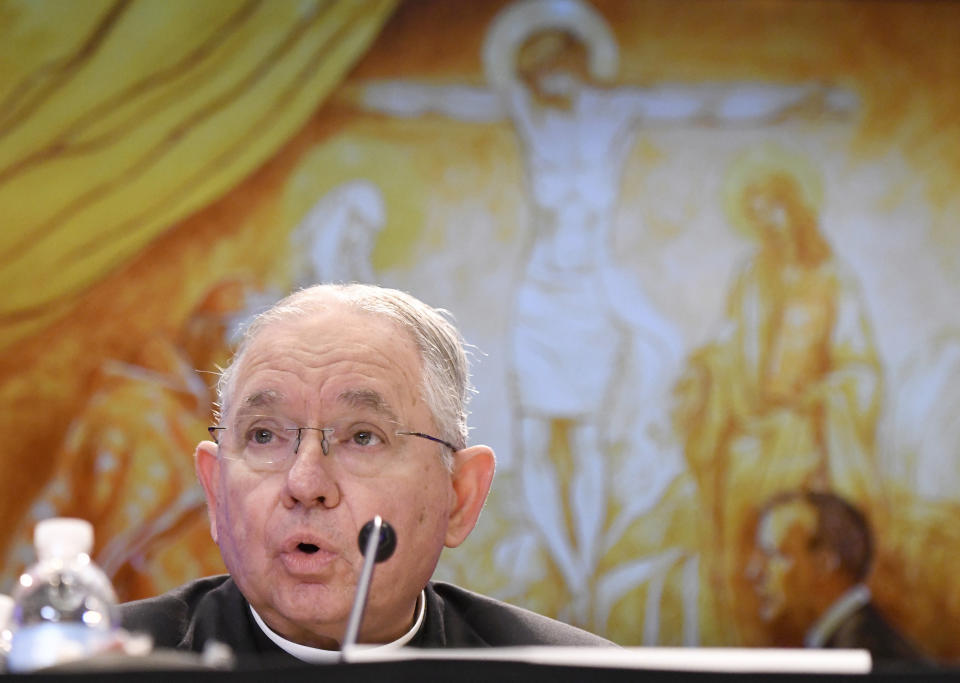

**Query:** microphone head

left=358, top=519, right=397, bottom=563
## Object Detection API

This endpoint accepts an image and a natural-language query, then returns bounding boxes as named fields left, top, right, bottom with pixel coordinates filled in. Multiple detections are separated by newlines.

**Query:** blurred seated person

left=120, top=283, right=611, bottom=662
left=748, top=490, right=923, bottom=666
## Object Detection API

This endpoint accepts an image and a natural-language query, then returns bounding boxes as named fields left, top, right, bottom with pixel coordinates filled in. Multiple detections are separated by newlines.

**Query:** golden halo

left=483, top=0, right=618, bottom=92
left=722, top=143, right=824, bottom=240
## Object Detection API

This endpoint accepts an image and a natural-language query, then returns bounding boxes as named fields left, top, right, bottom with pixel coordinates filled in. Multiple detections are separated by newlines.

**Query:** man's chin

left=266, top=584, right=351, bottom=630
left=263, top=608, right=348, bottom=647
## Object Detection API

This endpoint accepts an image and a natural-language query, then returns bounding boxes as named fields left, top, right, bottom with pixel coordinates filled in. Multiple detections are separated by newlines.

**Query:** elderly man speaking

left=120, top=283, right=609, bottom=660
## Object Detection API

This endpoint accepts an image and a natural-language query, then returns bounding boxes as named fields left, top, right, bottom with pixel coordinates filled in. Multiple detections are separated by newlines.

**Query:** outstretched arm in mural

left=347, top=80, right=509, bottom=123
left=606, top=80, right=857, bottom=126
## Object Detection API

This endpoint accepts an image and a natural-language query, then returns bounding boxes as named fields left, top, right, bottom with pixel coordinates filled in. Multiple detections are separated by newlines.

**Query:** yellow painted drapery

left=0, top=0, right=397, bottom=352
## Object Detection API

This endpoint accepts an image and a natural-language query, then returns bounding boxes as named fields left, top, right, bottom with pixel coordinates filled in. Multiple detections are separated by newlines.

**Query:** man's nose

left=282, top=429, right=340, bottom=509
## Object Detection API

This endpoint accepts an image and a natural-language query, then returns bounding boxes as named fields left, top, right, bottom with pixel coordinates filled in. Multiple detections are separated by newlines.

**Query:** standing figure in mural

left=240, top=179, right=387, bottom=321
left=747, top=491, right=922, bottom=663
left=353, top=0, right=858, bottom=627
left=288, top=179, right=386, bottom=287
left=2, top=281, right=250, bottom=600
left=673, top=146, right=882, bottom=633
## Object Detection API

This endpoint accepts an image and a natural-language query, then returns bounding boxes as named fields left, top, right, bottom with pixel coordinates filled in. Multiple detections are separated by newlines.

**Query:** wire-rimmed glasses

left=208, top=413, right=458, bottom=475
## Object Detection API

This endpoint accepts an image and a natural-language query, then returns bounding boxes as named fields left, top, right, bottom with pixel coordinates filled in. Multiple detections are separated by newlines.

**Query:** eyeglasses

left=207, top=413, right=458, bottom=475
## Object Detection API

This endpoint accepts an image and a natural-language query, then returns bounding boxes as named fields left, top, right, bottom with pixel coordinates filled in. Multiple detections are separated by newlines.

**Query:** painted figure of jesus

left=351, top=0, right=857, bottom=624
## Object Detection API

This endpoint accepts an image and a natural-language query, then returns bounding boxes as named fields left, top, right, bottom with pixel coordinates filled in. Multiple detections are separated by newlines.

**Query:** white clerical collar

left=805, top=583, right=871, bottom=648
left=249, top=590, right=425, bottom=663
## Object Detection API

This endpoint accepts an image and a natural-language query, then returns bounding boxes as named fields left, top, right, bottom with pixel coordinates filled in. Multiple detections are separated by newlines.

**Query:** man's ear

left=195, top=440, right=221, bottom=544
left=445, top=445, right=496, bottom=548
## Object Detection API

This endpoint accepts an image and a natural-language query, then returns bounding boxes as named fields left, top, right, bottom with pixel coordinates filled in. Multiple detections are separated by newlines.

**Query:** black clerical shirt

left=119, top=575, right=611, bottom=665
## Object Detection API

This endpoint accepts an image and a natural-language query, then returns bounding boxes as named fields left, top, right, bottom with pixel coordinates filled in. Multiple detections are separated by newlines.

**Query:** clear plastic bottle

left=7, top=518, right=119, bottom=672
left=0, top=593, right=14, bottom=671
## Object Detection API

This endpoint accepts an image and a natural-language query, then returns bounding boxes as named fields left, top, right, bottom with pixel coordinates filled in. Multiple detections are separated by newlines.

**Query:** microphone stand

left=340, top=515, right=384, bottom=662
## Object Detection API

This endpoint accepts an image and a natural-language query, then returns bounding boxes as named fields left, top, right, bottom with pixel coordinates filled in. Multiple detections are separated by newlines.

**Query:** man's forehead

left=757, top=513, right=779, bottom=552
left=234, top=387, right=401, bottom=422
left=241, top=301, right=414, bottom=363
left=226, top=303, right=422, bottom=406
left=762, top=502, right=817, bottom=547
left=263, top=301, right=414, bottom=346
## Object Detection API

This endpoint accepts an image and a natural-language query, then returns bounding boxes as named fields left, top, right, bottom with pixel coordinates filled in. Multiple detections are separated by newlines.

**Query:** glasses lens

left=219, top=414, right=444, bottom=476
left=230, top=415, right=297, bottom=471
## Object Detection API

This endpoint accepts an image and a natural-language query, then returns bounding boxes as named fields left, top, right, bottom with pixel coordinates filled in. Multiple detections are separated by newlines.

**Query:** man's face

left=749, top=503, right=820, bottom=624
left=197, top=302, right=466, bottom=648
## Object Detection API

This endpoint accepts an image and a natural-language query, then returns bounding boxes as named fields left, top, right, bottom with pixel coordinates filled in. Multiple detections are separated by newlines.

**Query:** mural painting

left=1, top=0, right=959, bottom=662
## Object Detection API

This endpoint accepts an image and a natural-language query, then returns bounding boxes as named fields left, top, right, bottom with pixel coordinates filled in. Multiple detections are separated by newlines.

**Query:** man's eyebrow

left=240, top=389, right=284, bottom=410
left=338, top=389, right=399, bottom=423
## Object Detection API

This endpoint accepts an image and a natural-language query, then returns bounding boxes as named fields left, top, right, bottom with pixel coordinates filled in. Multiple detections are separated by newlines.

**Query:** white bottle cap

left=33, top=518, right=94, bottom=561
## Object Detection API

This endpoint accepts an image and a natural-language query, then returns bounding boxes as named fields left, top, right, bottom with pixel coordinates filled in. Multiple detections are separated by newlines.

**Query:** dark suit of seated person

left=748, top=490, right=925, bottom=668
left=120, top=283, right=611, bottom=663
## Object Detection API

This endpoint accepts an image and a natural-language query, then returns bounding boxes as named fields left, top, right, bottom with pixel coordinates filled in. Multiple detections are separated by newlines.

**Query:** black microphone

left=340, top=516, right=396, bottom=659
left=357, top=516, right=397, bottom=562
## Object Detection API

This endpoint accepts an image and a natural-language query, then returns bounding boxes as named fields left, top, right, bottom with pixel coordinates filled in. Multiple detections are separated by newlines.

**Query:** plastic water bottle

left=7, top=518, right=119, bottom=672
left=0, top=594, right=14, bottom=671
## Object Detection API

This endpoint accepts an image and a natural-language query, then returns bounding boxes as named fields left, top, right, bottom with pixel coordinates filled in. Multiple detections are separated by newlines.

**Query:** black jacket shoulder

left=419, top=581, right=614, bottom=647
left=120, top=576, right=614, bottom=654
left=120, top=574, right=276, bottom=655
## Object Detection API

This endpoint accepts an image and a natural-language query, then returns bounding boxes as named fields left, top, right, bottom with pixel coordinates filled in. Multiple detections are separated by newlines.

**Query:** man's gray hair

left=216, top=283, right=472, bottom=462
